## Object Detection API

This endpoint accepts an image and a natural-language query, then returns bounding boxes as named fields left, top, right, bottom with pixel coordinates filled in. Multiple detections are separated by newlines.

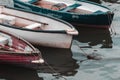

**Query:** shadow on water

left=0, top=64, right=43, bottom=80
left=74, top=27, right=113, bottom=48
left=36, top=46, right=79, bottom=76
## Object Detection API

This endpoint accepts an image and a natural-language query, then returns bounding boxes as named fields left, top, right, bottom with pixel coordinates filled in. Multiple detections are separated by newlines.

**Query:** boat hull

left=0, top=25, right=73, bottom=49
left=0, top=53, right=39, bottom=63
left=0, top=53, right=42, bottom=69
left=0, top=51, right=43, bottom=69
left=14, top=0, right=114, bottom=29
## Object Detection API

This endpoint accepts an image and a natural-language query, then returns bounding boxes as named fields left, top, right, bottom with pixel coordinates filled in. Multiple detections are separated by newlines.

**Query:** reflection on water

left=0, top=64, right=43, bottom=80
left=37, top=46, right=79, bottom=76
left=74, top=27, right=112, bottom=48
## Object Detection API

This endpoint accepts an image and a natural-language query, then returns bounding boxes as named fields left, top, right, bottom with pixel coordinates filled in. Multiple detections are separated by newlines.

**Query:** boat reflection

left=74, top=27, right=113, bottom=48
left=0, top=64, right=43, bottom=80
left=37, top=46, right=79, bottom=76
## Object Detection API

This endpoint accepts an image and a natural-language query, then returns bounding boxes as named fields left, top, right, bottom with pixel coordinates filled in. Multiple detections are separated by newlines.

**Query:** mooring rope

left=74, top=41, right=102, bottom=60
left=44, top=61, right=67, bottom=80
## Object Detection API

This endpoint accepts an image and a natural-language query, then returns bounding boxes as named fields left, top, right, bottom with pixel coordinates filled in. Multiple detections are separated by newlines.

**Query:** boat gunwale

left=0, top=23, right=72, bottom=34
left=25, top=0, right=38, bottom=4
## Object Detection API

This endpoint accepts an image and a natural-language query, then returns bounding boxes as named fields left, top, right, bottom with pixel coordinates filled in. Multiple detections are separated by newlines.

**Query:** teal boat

left=14, top=0, right=114, bottom=29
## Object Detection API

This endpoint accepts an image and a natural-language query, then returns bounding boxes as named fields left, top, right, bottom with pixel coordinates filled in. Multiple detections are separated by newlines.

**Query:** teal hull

left=14, top=0, right=114, bottom=28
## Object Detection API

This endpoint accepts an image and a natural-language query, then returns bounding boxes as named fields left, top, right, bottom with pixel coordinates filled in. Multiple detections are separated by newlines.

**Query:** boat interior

left=0, top=6, right=78, bottom=35
left=0, top=9, right=48, bottom=31
left=0, top=14, right=47, bottom=31
left=33, top=0, right=93, bottom=14
left=0, top=32, right=33, bottom=53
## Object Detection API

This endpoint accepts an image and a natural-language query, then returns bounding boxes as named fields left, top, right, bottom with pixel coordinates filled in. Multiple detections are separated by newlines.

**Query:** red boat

left=0, top=30, right=44, bottom=69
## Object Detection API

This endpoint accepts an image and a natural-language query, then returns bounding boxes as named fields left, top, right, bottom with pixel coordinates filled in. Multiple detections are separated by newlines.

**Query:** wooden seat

left=24, top=23, right=42, bottom=29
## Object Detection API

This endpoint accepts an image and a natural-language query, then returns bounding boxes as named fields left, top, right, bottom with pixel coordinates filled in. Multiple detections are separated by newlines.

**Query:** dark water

left=0, top=0, right=120, bottom=80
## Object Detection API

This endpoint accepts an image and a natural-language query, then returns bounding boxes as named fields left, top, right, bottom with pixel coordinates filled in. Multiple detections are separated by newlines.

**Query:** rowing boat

left=0, top=6, right=78, bottom=49
left=14, top=0, right=114, bottom=28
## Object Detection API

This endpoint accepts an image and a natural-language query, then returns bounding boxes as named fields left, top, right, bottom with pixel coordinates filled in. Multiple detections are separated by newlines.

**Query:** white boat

left=0, top=6, right=78, bottom=49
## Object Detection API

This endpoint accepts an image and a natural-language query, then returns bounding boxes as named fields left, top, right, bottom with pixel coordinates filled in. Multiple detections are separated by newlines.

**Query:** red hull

left=0, top=54, right=39, bottom=63
left=0, top=53, right=42, bottom=69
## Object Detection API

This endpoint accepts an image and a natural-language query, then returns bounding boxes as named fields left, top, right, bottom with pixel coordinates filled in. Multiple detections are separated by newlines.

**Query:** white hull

left=0, top=25, right=72, bottom=48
